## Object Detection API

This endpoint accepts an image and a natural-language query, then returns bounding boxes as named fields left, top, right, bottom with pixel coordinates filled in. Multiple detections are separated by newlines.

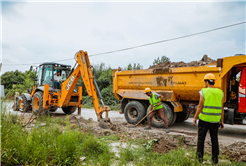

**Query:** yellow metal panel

left=113, top=55, right=246, bottom=104
left=78, top=86, right=82, bottom=107
left=43, top=84, right=49, bottom=109
left=170, top=101, right=183, bottom=112
left=117, top=90, right=177, bottom=101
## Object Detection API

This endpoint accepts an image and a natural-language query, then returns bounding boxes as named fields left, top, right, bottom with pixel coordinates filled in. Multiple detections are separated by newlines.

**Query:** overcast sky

left=1, top=0, right=245, bottom=74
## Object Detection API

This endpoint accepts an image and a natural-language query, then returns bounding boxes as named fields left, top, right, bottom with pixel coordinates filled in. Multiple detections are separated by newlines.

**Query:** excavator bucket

left=98, top=118, right=112, bottom=129
left=97, top=105, right=112, bottom=129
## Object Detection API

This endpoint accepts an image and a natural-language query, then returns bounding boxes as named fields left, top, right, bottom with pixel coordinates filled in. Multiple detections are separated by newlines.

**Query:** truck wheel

left=170, top=113, right=177, bottom=126
left=175, top=112, right=187, bottom=122
left=140, top=101, right=148, bottom=124
left=124, top=101, right=145, bottom=124
left=185, top=112, right=190, bottom=120
left=62, top=106, right=77, bottom=114
left=147, top=103, right=175, bottom=128
left=175, top=105, right=189, bottom=122
left=32, top=91, right=44, bottom=114
left=17, top=95, right=31, bottom=112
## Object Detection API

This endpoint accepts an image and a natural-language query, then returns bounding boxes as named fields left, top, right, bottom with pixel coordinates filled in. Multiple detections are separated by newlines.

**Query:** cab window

left=42, top=65, right=53, bottom=87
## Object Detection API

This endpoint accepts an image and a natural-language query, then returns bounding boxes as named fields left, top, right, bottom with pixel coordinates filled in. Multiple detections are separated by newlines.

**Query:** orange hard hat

left=204, top=73, right=215, bottom=80
left=144, top=88, right=151, bottom=94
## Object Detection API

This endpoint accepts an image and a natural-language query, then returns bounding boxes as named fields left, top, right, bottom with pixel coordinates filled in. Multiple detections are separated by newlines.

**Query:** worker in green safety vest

left=144, top=88, right=170, bottom=133
left=193, top=73, right=224, bottom=165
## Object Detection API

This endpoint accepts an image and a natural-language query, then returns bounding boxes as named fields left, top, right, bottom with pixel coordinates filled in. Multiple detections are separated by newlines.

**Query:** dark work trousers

left=148, top=108, right=169, bottom=128
left=197, top=119, right=219, bottom=164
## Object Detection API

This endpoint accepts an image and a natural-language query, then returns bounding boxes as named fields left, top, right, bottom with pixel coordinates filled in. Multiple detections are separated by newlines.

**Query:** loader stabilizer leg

left=78, top=86, right=82, bottom=115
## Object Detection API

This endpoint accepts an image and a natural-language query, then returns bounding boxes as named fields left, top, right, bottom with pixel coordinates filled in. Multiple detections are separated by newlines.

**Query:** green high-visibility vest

left=199, top=88, right=223, bottom=123
left=149, top=93, right=163, bottom=110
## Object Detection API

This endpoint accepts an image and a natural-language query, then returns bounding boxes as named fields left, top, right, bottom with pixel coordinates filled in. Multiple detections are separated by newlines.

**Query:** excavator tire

left=147, top=102, right=176, bottom=128
left=124, top=101, right=145, bottom=124
left=49, top=108, right=58, bottom=112
left=32, top=91, right=43, bottom=114
left=62, top=106, right=77, bottom=115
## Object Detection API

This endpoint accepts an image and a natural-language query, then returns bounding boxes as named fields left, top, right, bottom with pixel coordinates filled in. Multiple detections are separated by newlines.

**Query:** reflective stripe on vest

left=149, top=93, right=163, bottom=110
left=199, top=88, right=223, bottom=123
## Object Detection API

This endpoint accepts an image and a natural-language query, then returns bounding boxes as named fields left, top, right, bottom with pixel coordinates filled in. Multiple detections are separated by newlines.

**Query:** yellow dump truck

left=112, top=55, right=246, bottom=127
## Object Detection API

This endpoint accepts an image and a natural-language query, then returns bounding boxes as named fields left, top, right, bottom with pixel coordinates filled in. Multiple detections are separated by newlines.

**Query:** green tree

left=153, top=56, right=170, bottom=65
left=125, top=63, right=143, bottom=70
left=136, top=63, right=143, bottom=70
left=1, top=69, right=37, bottom=97
left=1, top=70, right=25, bottom=89
left=149, top=55, right=170, bottom=68
left=127, top=64, right=132, bottom=70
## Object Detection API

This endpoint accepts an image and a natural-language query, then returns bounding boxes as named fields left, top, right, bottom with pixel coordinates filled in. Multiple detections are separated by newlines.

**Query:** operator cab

left=36, top=62, right=71, bottom=89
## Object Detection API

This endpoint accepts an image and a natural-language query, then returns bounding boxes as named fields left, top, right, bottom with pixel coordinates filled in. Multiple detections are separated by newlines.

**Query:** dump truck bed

left=113, top=55, right=246, bottom=103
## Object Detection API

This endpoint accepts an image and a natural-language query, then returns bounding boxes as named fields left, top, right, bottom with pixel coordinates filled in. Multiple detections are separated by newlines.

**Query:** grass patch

left=1, top=108, right=112, bottom=166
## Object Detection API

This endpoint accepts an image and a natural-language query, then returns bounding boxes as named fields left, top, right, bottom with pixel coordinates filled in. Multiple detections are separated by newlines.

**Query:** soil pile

left=149, top=55, right=215, bottom=69
left=222, top=142, right=246, bottom=162
left=154, top=138, right=178, bottom=153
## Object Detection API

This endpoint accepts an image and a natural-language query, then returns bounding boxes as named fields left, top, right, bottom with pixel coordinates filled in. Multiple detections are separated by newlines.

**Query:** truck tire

left=185, top=112, right=190, bottom=120
left=124, top=101, right=146, bottom=124
left=176, top=112, right=187, bottom=123
left=62, top=106, right=77, bottom=114
left=17, top=95, right=32, bottom=112
left=32, top=91, right=44, bottom=114
left=140, top=101, right=148, bottom=124
left=170, top=113, right=177, bottom=126
left=175, top=105, right=189, bottom=122
left=147, top=102, right=175, bottom=128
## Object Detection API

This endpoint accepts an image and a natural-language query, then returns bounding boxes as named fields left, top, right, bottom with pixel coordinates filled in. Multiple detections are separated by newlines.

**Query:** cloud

left=1, top=2, right=245, bottom=74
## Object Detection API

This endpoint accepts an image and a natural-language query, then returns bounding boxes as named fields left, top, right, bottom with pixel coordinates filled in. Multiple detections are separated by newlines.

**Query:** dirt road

left=8, top=105, right=246, bottom=144
left=70, top=108, right=246, bottom=144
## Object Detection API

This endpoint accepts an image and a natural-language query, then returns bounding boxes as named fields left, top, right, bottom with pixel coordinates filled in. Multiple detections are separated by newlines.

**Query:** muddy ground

left=149, top=54, right=215, bottom=69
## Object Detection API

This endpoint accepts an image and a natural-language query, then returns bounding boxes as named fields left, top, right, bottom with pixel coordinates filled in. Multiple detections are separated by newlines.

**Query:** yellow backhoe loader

left=13, top=50, right=111, bottom=127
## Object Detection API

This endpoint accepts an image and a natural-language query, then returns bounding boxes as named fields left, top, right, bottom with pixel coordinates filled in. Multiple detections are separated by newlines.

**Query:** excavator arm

left=59, top=50, right=110, bottom=121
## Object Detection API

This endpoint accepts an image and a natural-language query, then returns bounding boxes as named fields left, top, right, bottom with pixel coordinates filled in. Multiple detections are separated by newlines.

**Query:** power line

left=90, top=21, right=246, bottom=56
left=4, top=21, right=246, bottom=66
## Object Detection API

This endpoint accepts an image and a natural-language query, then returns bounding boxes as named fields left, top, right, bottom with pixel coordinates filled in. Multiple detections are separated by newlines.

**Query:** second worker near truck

left=144, top=88, right=170, bottom=133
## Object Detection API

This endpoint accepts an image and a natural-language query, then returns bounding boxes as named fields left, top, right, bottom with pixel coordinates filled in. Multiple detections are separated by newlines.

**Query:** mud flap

left=227, top=109, right=234, bottom=125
